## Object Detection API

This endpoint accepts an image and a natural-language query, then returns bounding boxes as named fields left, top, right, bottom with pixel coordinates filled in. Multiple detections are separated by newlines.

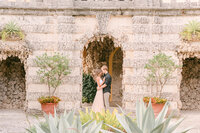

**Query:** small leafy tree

left=35, top=53, right=71, bottom=98
left=145, top=53, right=180, bottom=98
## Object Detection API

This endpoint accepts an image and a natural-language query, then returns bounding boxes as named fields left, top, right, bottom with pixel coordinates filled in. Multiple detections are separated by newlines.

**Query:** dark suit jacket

left=103, top=73, right=112, bottom=93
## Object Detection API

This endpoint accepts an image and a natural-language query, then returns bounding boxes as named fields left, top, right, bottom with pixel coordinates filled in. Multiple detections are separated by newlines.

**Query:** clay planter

left=41, top=103, right=57, bottom=115
left=152, top=103, right=165, bottom=117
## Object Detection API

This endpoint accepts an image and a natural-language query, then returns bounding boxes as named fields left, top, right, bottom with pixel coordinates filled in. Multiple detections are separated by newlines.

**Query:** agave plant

left=0, top=21, right=24, bottom=41
left=181, top=20, right=200, bottom=42
left=108, top=100, right=191, bottom=133
left=79, top=108, right=124, bottom=131
left=26, top=110, right=104, bottom=133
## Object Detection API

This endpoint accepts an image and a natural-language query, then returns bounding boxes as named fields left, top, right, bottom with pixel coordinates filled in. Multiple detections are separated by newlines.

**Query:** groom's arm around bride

left=98, top=65, right=112, bottom=110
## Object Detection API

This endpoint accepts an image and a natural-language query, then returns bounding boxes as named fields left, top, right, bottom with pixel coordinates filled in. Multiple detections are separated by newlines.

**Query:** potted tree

left=35, top=53, right=71, bottom=115
left=143, top=53, right=179, bottom=117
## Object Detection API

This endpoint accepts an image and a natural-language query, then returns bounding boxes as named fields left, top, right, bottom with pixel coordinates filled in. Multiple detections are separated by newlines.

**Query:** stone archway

left=0, top=41, right=31, bottom=110
left=82, top=35, right=124, bottom=107
left=176, top=43, right=200, bottom=110
left=180, top=57, right=200, bottom=110
left=0, top=57, right=26, bottom=109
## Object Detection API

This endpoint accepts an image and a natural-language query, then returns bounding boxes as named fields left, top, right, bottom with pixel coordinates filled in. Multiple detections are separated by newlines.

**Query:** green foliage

left=38, top=96, right=61, bottom=104
left=109, top=100, right=191, bottom=133
left=82, top=73, right=97, bottom=103
left=144, top=53, right=180, bottom=97
left=82, top=96, right=88, bottom=103
left=180, top=20, right=200, bottom=42
left=35, top=53, right=71, bottom=98
left=0, top=21, right=24, bottom=41
left=26, top=110, right=104, bottom=133
left=79, top=108, right=124, bottom=132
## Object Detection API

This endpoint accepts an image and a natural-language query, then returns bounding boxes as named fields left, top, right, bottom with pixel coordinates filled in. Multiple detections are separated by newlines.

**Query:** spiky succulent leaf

left=26, top=110, right=103, bottom=133
left=109, top=100, right=190, bottom=133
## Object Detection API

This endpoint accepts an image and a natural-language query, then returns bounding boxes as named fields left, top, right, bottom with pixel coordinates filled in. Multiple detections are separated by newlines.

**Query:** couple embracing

left=92, top=65, right=112, bottom=113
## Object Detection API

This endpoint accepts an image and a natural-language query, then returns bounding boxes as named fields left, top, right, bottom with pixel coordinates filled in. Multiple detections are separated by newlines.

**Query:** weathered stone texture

left=27, top=75, right=81, bottom=85
left=27, top=41, right=57, bottom=51
left=0, top=57, right=26, bottom=109
left=180, top=58, right=200, bottom=110
left=21, top=24, right=56, bottom=33
left=59, top=101, right=80, bottom=110
left=2, top=2, right=200, bottom=112
left=27, top=56, right=82, bottom=67
left=123, top=76, right=178, bottom=85
left=27, top=101, right=41, bottom=110
left=108, top=16, right=133, bottom=34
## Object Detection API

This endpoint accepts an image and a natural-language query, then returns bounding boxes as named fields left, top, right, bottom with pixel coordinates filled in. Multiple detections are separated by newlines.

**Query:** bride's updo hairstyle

left=92, top=69, right=102, bottom=80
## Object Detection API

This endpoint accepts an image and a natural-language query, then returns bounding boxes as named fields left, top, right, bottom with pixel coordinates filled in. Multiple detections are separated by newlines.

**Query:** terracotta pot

left=152, top=103, right=165, bottom=117
left=41, top=103, right=57, bottom=115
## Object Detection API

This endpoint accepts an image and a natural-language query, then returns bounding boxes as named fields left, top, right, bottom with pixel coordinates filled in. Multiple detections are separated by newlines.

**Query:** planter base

left=152, top=103, right=165, bottom=117
left=41, top=103, right=57, bottom=115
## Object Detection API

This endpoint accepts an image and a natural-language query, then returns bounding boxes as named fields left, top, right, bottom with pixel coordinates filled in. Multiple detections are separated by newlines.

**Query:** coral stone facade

left=0, top=0, right=200, bottom=113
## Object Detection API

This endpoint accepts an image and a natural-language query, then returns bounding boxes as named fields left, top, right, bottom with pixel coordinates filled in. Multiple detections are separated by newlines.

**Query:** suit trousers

left=104, top=92, right=110, bottom=110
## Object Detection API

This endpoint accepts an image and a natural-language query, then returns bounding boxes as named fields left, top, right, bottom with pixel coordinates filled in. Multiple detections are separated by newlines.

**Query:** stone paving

left=0, top=109, right=199, bottom=133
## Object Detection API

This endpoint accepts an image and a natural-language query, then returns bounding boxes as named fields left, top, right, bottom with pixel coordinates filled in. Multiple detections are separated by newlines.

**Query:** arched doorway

left=180, top=57, right=200, bottom=110
left=82, top=36, right=123, bottom=107
left=0, top=56, right=26, bottom=109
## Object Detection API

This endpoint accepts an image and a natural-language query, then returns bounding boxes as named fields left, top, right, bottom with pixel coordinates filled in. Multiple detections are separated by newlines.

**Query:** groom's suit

left=103, top=73, right=112, bottom=109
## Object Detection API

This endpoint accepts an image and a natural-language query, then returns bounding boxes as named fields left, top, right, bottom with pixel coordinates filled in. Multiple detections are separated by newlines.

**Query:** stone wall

left=1, top=0, right=200, bottom=9
left=111, top=49, right=123, bottom=106
left=0, top=57, right=26, bottom=109
left=1, top=0, right=200, bottom=112
left=180, top=58, right=200, bottom=110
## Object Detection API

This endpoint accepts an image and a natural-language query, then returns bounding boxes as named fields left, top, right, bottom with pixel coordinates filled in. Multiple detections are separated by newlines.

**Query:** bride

left=92, top=69, right=105, bottom=113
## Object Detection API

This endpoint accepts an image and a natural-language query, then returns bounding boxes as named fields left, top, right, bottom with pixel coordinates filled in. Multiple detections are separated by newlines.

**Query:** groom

left=98, top=65, right=112, bottom=110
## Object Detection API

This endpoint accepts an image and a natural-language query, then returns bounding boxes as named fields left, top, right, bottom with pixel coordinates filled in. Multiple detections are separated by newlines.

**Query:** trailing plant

left=35, top=53, right=71, bottom=103
left=180, top=20, right=200, bottom=42
left=38, top=96, right=61, bottom=104
left=143, top=97, right=167, bottom=104
left=26, top=110, right=105, bottom=133
left=82, top=73, right=97, bottom=103
left=108, top=100, right=191, bottom=133
left=79, top=108, right=125, bottom=132
left=144, top=53, right=180, bottom=99
left=0, top=21, right=24, bottom=41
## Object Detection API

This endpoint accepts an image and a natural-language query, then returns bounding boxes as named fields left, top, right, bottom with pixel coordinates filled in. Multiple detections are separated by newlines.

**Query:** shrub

left=35, top=53, right=71, bottom=104
left=180, top=20, right=200, bottom=42
left=0, top=21, right=24, bottom=41
left=82, top=73, right=97, bottom=103
left=79, top=108, right=125, bottom=132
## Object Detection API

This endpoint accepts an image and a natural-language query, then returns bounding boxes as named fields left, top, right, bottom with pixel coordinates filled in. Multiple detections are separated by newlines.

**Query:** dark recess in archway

left=180, top=57, right=200, bottom=110
left=0, top=56, right=26, bottom=109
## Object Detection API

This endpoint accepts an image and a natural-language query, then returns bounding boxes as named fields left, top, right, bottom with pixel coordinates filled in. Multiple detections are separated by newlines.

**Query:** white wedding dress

left=92, top=79, right=105, bottom=113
